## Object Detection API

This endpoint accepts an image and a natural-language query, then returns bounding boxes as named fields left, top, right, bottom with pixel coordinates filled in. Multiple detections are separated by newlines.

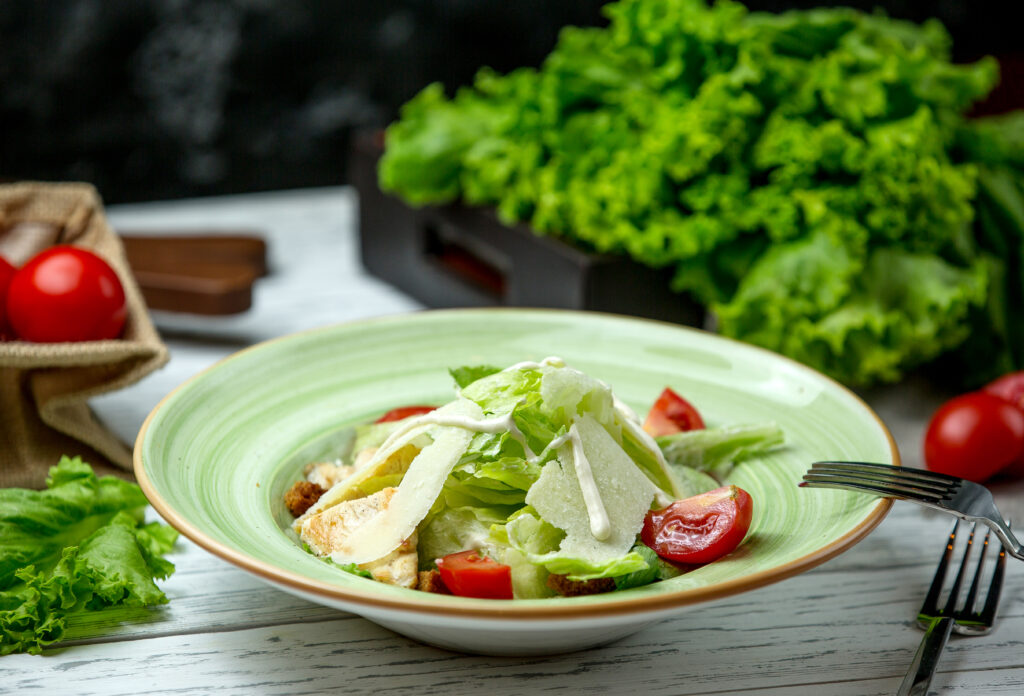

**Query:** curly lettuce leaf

left=716, top=235, right=988, bottom=384
left=0, top=458, right=178, bottom=656
left=379, top=0, right=1007, bottom=387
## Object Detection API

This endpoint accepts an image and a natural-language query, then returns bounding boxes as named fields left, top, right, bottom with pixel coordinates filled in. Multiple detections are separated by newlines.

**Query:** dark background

left=0, top=0, right=1018, bottom=204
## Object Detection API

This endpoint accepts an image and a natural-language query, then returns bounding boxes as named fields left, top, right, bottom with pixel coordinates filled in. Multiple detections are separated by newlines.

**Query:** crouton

left=546, top=573, right=616, bottom=597
left=284, top=480, right=325, bottom=517
left=417, top=570, right=450, bottom=594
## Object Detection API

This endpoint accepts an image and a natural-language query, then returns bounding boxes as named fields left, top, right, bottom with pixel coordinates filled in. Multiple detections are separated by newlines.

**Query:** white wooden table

left=6, top=187, right=1024, bottom=695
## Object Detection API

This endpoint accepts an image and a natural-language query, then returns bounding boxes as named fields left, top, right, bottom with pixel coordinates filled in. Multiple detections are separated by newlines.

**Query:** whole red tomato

left=0, top=256, right=15, bottom=339
left=984, top=372, right=1024, bottom=412
left=982, top=371, right=1024, bottom=474
left=641, top=485, right=753, bottom=565
left=923, top=391, right=1024, bottom=482
left=6, top=245, right=127, bottom=342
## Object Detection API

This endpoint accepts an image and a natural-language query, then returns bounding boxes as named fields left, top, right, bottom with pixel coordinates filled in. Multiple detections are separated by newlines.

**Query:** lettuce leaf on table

left=939, top=114, right=1024, bottom=386
left=0, top=457, right=178, bottom=656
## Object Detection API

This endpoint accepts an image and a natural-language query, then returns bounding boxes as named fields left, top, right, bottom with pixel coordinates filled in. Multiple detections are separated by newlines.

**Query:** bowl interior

left=137, top=309, right=894, bottom=615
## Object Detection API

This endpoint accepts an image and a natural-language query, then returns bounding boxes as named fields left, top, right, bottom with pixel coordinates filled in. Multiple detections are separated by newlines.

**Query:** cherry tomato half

left=923, top=391, right=1024, bottom=482
left=6, top=245, right=126, bottom=343
left=374, top=405, right=437, bottom=423
left=641, top=485, right=753, bottom=565
left=642, top=387, right=705, bottom=437
left=0, top=256, right=15, bottom=339
left=435, top=549, right=513, bottom=599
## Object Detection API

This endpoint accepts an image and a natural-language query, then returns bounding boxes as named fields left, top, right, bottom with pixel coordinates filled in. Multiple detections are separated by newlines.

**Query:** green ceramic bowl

left=135, top=309, right=895, bottom=656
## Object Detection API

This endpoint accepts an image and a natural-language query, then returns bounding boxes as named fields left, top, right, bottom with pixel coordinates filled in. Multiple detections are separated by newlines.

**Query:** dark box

left=350, top=132, right=703, bottom=326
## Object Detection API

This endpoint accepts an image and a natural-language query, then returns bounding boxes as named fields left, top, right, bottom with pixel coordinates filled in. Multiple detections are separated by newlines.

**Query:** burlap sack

left=0, top=182, right=169, bottom=489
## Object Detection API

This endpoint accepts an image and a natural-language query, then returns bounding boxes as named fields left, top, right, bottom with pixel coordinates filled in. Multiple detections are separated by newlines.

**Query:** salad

left=285, top=358, right=782, bottom=599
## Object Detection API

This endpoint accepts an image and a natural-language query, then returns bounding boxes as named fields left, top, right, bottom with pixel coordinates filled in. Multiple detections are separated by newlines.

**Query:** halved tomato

left=642, top=387, right=705, bottom=437
left=374, top=405, right=436, bottom=423
left=641, top=485, right=753, bottom=565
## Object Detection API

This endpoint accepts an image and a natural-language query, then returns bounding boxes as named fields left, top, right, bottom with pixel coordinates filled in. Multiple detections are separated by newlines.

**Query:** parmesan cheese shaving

left=324, top=398, right=484, bottom=564
left=525, top=413, right=657, bottom=565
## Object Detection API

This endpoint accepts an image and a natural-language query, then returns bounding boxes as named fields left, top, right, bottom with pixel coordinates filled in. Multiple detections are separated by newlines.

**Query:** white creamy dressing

left=378, top=410, right=537, bottom=460
left=564, top=422, right=612, bottom=541
left=502, top=356, right=566, bottom=372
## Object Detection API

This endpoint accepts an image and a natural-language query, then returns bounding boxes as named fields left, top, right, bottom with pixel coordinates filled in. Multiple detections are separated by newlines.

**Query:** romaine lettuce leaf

left=506, top=510, right=649, bottom=581
left=450, top=365, right=501, bottom=389
left=612, top=544, right=683, bottom=591
left=657, top=422, right=784, bottom=479
left=349, top=419, right=405, bottom=462
left=418, top=506, right=510, bottom=569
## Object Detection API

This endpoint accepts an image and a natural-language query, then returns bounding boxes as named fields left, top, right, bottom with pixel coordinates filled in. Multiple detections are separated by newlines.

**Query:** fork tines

left=919, top=520, right=1007, bottom=635
left=956, top=522, right=1008, bottom=633
left=898, top=520, right=1007, bottom=694
left=800, top=461, right=960, bottom=502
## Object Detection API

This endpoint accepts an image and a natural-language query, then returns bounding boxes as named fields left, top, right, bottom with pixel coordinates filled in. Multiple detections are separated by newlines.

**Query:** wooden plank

left=9, top=596, right=1024, bottom=696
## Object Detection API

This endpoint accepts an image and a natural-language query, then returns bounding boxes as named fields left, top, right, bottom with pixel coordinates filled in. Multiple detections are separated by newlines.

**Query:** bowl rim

left=134, top=307, right=896, bottom=621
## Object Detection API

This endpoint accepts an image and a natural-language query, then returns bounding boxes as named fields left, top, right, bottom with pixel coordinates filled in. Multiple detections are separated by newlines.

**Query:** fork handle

left=898, top=616, right=955, bottom=696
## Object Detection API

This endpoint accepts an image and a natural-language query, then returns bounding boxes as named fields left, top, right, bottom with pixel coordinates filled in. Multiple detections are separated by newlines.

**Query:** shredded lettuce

left=1, top=457, right=178, bottom=655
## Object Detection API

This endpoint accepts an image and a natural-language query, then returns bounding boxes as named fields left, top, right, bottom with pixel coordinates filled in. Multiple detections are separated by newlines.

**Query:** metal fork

left=898, top=521, right=1007, bottom=695
left=800, top=461, right=1024, bottom=561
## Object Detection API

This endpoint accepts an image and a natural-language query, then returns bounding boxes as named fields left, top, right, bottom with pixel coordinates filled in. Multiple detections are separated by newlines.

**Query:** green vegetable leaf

left=449, top=364, right=501, bottom=389
left=379, top=0, right=1010, bottom=387
left=0, top=457, right=178, bottom=656
left=612, top=544, right=660, bottom=591
left=612, top=544, right=683, bottom=590
left=658, top=422, right=784, bottom=479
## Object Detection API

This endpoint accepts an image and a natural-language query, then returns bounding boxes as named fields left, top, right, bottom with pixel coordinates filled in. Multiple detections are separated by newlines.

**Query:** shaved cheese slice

left=293, top=398, right=478, bottom=530
left=526, top=413, right=657, bottom=565
left=539, top=363, right=616, bottom=425
left=324, top=398, right=484, bottom=564
left=294, top=443, right=422, bottom=533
